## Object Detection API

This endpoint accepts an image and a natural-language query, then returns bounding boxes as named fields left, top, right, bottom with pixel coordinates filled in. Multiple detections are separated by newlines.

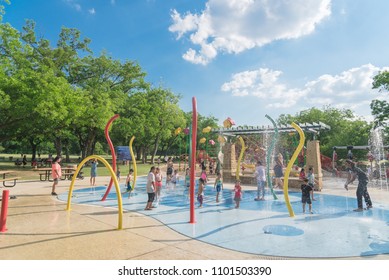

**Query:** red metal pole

left=101, top=114, right=120, bottom=201
left=190, top=97, right=197, bottom=223
left=0, top=190, right=10, bottom=232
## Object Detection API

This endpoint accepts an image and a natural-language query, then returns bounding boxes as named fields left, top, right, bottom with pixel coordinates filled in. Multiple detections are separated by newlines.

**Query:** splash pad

left=58, top=176, right=389, bottom=258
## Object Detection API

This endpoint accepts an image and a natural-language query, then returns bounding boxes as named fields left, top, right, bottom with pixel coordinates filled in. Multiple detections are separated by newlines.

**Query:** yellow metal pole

left=236, top=136, right=247, bottom=181
left=129, top=136, right=137, bottom=189
left=66, top=155, right=123, bottom=230
left=283, top=122, right=305, bottom=217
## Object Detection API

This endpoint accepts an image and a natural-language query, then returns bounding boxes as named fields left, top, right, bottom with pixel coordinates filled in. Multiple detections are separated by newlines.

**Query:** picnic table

left=35, top=168, right=53, bottom=181
left=0, top=170, right=21, bottom=187
left=62, top=167, right=77, bottom=180
left=35, top=167, right=77, bottom=181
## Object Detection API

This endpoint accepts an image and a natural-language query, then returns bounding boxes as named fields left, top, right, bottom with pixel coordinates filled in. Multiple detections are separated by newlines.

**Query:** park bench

left=0, top=176, right=21, bottom=187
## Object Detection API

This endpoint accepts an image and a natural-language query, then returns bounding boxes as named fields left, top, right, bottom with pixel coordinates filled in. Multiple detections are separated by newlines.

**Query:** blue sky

left=3, top=0, right=389, bottom=126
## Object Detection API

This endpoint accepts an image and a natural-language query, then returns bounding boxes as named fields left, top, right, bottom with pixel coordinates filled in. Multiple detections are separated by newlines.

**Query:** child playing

left=116, top=166, right=121, bottom=181
left=307, top=167, right=317, bottom=200
left=171, top=169, right=178, bottom=189
left=197, top=177, right=205, bottom=208
left=154, top=167, right=163, bottom=205
left=214, top=172, right=223, bottom=203
left=233, top=180, right=243, bottom=209
left=185, top=168, right=190, bottom=188
left=125, top=169, right=134, bottom=198
left=90, top=158, right=98, bottom=186
left=254, top=161, right=266, bottom=201
left=200, top=169, right=207, bottom=185
left=299, top=168, right=306, bottom=180
left=301, top=178, right=314, bottom=214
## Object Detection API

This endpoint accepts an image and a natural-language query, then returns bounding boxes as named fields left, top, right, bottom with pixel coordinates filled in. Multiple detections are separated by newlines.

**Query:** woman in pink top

left=51, top=156, right=62, bottom=196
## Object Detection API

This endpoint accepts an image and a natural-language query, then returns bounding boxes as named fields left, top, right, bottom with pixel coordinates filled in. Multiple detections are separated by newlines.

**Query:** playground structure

left=213, top=122, right=331, bottom=191
left=65, top=114, right=138, bottom=230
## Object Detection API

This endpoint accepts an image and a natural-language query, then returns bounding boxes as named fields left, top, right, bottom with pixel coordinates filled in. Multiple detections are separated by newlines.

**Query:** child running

left=233, top=180, right=243, bottom=209
left=214, top=172, right=223, bottom=203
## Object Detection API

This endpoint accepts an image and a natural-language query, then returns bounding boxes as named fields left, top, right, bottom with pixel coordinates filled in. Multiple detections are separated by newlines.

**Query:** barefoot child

left=301, top=178, right=313, bottom=214
left=214, top=173, right=223, bottom=203
left=233, top=180, right=242, bottom=208
left=154, top=167, right=163, bottom=205
left=185, top=168, right=190, bottom=188
left=197, top=177, right=205, bottom=208
left=171, top=169, right=178, bottom=189
left=125, top=169, right=134, bottom=198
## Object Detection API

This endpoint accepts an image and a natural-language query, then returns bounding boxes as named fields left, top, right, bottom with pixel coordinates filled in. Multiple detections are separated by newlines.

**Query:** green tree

left=371, top=71, right=389, bottom=141
left=113, top=87, right=185, bottom=163
left=277, top=106, right=371, bottom=159
left=69, top=53, right=149, bottom=158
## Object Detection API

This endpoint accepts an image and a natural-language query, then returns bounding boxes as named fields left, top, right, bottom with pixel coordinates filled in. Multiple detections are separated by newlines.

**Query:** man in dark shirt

left=344, top=159, right=372, bottom=212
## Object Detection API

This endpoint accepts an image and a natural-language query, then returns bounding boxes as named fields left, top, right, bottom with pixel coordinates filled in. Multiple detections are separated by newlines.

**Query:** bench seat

left=0, top=177, right=21, bottom=187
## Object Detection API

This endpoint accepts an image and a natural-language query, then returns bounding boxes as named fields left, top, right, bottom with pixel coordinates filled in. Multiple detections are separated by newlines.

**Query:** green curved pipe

left=265, top=114, right=278, bottom=200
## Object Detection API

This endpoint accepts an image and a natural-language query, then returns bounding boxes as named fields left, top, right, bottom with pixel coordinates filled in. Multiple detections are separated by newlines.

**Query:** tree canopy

left=277, top=106, right=372, bottom=159
left=371, top=71, right=389, bottom=129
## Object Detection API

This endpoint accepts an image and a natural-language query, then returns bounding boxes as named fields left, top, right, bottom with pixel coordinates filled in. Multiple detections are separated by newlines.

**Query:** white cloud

left=88, top=8, right=96, bottom=15
left=221, top=64, right=389, bottom=118
left=169, top=0, right=331, bottom=65
left=64, top=0, right=82, bottom=12
left=221, top=68, right=306, bottom=108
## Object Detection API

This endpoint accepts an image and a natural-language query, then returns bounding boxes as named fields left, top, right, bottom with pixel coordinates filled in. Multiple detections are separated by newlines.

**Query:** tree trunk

left=164, top=135, right=178, bottom=156
left=54, top=136, right=62, bottom=156
left=76, top=127, right=97, bottom=159
left=29, top=138, right=40, bottom=161
left=136, top=146, right=141, bottom=161
left=150, top=134, right=161, bottom=164
left=141, top=147, right=146, bottom=164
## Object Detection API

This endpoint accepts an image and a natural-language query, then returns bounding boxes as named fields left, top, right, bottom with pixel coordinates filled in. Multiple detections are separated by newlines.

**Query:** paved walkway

left=1, top=176, right=389, bottom=259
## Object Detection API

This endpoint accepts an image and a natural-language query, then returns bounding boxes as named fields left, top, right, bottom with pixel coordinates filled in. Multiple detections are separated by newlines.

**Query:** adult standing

left=344, top=159, right=372, bottom=212
left=254, top=161, right=266, bottom=201
left=51, top=156, right=62, bottom=196
left=145, top=166, right=156, bottom=210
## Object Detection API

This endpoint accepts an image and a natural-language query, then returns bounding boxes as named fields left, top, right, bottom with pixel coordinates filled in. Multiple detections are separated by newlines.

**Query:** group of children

left=199, top=162, right=317, bottom=213
left=120, top=159, right=316, bottom=213
left=196, top=169, right=242, bottom=208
